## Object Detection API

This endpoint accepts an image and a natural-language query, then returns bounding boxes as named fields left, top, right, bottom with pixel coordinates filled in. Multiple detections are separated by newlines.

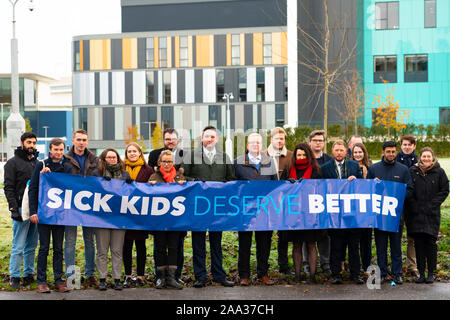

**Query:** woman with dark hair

left=148, top=150, right=186, bottom=289
left=122, top=143, right=154, bottom=288
left=351, top=142, right=373, bottom=272
left=280, top=143, right=325, bottom=283
left=406, top=147, right=449, bottom=284
left=93, top=148, right=131, bottom=291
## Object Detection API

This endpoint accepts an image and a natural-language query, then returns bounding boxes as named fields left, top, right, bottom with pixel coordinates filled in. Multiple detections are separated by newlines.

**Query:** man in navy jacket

left=367, top=141, right=414, bottom=284
left=29, top=138, right=73, bottom=293
left=322, top=140, right=364, bottom=284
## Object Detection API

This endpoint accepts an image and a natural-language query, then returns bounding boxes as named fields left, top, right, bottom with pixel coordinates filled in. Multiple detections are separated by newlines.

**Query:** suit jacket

left=321, top=158, right=363, bottom=179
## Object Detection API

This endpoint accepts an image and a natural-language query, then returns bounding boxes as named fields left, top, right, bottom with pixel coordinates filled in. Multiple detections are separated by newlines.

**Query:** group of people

left=3, top=125, right=448, bottom=293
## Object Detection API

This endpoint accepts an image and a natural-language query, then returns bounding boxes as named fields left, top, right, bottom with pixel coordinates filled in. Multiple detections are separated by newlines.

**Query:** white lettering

left=372, top=194, right=382, bottom=214
left=382, top=196, right=398, bottom=216
left=326, top=194, right=340, bottom=213
left=73, top=191, right=92, bottom=211
left=355, top=194, right=371, bottom=212
left=151, top=197, right=170, bottom=215
left=64, top=189, right=72, bottom=209
left=93, top=193, right=113, bottom=212
left=340, top=194, right=355, bottom=213
left=46, top=188, right=63, bottom=209
left=120, top=196, right=140, bottom=215
left=171, top=196, right=186, bottom=216
left=141, top=197, right=149, bottom=215
left=308, top=195, right=325, bottom=213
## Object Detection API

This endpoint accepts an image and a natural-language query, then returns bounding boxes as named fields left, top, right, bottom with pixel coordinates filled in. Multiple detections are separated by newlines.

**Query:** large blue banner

left=37, top=172, right=406, bottom=232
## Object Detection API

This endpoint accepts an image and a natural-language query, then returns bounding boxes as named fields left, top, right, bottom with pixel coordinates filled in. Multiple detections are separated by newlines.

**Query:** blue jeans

left=374, top=229, right=403, bottom=277
left=192, top=231, right=226, bottom=282
left=64, top=226, right=96, bottom=277
left=9, top=217, right=39, bottom=278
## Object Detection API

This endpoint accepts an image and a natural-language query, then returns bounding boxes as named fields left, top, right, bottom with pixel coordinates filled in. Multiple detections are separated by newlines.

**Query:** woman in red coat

left=123, top=143, right=154, bottom=287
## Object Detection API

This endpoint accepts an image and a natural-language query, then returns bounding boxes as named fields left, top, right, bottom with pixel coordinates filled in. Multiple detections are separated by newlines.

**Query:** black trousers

left=153, top=231, right=181, bottom=266
left=277, top=231, right=289, bottom=272
left=238, top=231, right=273, bottom=279
left=37, top=224, right=65, bottom=285
left=410, top=232, right=437, bottom=275
left=359, top=228, right=373, bottom=271
left=329, top=229, right=361, bottom=278
left=123, top=239, right=146, bottom=276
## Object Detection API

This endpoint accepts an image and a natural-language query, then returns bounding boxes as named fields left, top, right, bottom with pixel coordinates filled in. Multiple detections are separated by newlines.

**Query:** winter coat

left=28, top=156, right=73, bottom=216
left=65, top=146, right=99, bottom=177
left=181, top=145, right=235, bottom=182
left=234, top=153, right=278, bottom=181
left=4, top=147, right=38, bottom=212
left=148, top=167, right=186, bottom=184
left=405, top=163, right=449, bottom=237
left=321, top=158, right=363, bottom=179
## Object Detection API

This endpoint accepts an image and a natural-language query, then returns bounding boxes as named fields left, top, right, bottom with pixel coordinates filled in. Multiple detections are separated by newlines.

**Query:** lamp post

left=0, top=103, right=11, bottom=162
left=142, top=121, right=156, bottom=150
left=6, top=0, right=34, bottom=159
left=42, top=126, right=49, bottom=157
left=222, top=92, right=234, bottom=161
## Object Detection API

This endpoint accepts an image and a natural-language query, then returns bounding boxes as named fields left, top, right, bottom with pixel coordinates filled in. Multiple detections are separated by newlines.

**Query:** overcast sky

left=0, top=0, right=121, bottom=80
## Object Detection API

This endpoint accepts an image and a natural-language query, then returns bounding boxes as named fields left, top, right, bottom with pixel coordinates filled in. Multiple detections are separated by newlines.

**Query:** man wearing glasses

left=308, top=130, right=333, bottom=166
left=148, top=128, right=184, bottom=170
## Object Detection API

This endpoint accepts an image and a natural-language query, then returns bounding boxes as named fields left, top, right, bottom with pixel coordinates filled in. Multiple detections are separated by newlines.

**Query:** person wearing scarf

left=406, top=147, right=449, bottom=284
left=93, top=148, right=131, bottom=291
left=123, top=143, right=154, bottom=288
left=280, top=143, right=324, bottom=283
left=148, top=150, right=186, bottom=289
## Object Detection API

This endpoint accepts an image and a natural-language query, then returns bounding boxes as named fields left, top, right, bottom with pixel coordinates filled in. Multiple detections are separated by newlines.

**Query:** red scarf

left=289, top=158, right=313, bottom=180
left=161, top=167, right=177, bottom=183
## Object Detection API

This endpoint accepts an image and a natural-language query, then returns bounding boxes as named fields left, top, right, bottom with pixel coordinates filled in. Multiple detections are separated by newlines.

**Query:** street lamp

left=6, top=0, right=35, bottom=159
left=222, top=92, right=234, bottom=161
left=142, top=121, right=156, bottom=150
left=42, top=126, right=49, bottom=157
left=0, top=103, right=11, bottom=162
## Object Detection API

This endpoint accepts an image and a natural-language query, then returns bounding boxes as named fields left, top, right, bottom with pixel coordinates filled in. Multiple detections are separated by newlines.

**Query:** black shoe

left=98, top=279, right=107, bottom=291
left=123, top=276, right=133, bottom=288
left=393, top=275, right=403, bottom=285
left=10, top=277, right=21, bottom=290
left=114, top=279, right=123, bottom=290
left=136, top=278, right=145, bottom=287
left=351, top=276, right=364, bottom=285
left=166, top=267, right=183, bottom=290
left=425, top=275, right=434, bottom=284
left=216, top=278, right=234, bottom=287
left=279, top=267, right=291, bottom=275
left=415, top=275, right=426, bottom=283
left=332, top=276, right=343, bottom=284
left=193, top=280, right=206, bottom=288
left=22, top=274, right=35, bottom=287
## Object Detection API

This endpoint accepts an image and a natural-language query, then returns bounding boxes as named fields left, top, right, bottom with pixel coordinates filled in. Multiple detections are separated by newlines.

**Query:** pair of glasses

left=105, top=156, right=117, bottom=160
left=161, top=160, right=173, bottom=164
left=164, top=138, right=178, bottom=142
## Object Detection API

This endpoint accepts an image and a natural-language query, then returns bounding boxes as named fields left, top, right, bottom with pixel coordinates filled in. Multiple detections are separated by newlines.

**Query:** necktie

left=208, top=152, right=213, bottom=163
left=338, top=163, right=344, bottom=179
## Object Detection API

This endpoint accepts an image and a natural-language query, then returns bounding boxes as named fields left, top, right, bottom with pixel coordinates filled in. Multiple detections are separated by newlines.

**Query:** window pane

left=232, top=46, right=240, bottom=58
left=263, top=33, right=272, bottom=44
left=231, top=34, right=240, bottom=46
left=425, top=0, right=436, bottom=28
left=180, top=36, right=188, bottom=48
left=417, top=55, right=428, bottom=71
left=232, top=57, right=240, bottom=66
left=376, top=3, right=387, bottom=20
left=405, top=57, right=415, bottom=72
left=374, top=57, right=385, bottom=72
left=388, top=2, right=399, bottom=29
left=159, top=37, right=167, bottom=48
left=146, top=37, right=154, bottom=49
left=386, top=56, right=397, bottom=72
left=180, top=48, right=188, bottom=60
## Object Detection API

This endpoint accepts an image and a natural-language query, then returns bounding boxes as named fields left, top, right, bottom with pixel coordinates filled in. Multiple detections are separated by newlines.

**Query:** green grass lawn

left=0, top=159, right=448, bottom=290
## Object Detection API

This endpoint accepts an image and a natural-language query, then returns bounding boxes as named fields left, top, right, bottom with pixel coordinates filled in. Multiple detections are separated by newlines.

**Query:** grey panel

left=108, top=72, right=113, bottom=105
left=224, top=68, right=238, bottom=101
left=230, top=104, right=235, bottom=130
left=139, top=106, right=157, bottom=139
left=73, top=41, right=79, bottom=71
left=137, top=38, right=147, bottom=69
left=214, top=34, right=226, bottom=67
left=257, top=104, right=262, bottom=129
left=161, top=106, right=174, bottom=128
left=274, top=67, right=285, bottom=101
left=125, top=71, right=133, bottom=105
left=111, top=39, right=123, bottom=70
left=122, top=0, right=286, bottom=32
left=177, top=70, right=185, bottom=104
left=244, top=104, right=253, bottom=131
left=245, top=34, right=253, bottom=65
left=95, top=72, right=100, bottom=105
left=103, top=107, right=115, bottom=140
left=194, top=69, right=203, bottom=103
left=192, top=36, right=196, bottom=67
left=154, top=71, right=159, bottom=105
left=132, top=106, right=136, bottom=126
left=83, top=40, right=90, bottom=71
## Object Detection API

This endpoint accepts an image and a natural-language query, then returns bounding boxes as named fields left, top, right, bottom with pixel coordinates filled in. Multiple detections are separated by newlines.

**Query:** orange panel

left=167, top=36, right=172, bottom=68
left=253, top=33, right=263, bottom=65
left=280, top=32, right=288, bottom=64
left=103, top=39, right=111, bottom=70
left=188, top=36, right=193, bottom=67
left=240, top=34, right=245, bottom=66
left=79, top=40, right=84, bottom=71
left=122, top=38, right=137, bottom=69
left=175, top=36, right=180, bottom=68
left=196, top=35, right=211, bottom=67
left=226, top=34, right=232, bottom=66
left=272, top=32, right=282, bottom=65
left=154, top=37, right=159, bottom=68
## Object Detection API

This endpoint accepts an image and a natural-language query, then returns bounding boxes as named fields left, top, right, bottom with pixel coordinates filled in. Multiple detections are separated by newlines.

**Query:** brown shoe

left=240, top=278, right=250, bottom=286
left=85, top=276, right=98, bottom=287
left=55, top=282, right=70, bottom=293
left=38, top=283, right=51, bottom=293
left=258, top=275, right=274, bottom=285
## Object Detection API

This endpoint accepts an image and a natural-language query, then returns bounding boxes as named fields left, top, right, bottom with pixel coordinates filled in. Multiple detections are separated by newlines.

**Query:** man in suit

left=321, top=140, right=364, bottom=284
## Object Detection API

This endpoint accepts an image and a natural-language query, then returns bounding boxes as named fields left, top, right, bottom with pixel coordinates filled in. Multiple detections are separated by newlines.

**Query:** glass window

left=146, top=71, right=155, bottom=104
left=440, top=107, right=450, bottom=124
left=283, top=67, right=288, bottom=101
left=146, top=37, right=154, bottom=69
left=404, top=54, right=428, bottom=82
left=376, top=2, right=399, bottom=30
left=374, top=56, right=397, bottom=83
left=275, top=104, right=285, bottom=127
left=216, top=69, right=224, bottom=102
left=159, top=37, right=167, bottom=68
left=179, top=36, right=188, bottom=67
left=263, top=33, right=272, bottom=64
left=238, top=68, right=247, bottom=102
left=256, top=68, right=265, bottom=102
left=163, top=70, right=171, bottom=103
left=231, top=34, right=240, bottom=66
left=425, top=0, right=436, bottom=28
left=161, top=106, right=173, bottom=130
left=208, top=105, right=221, bottom=129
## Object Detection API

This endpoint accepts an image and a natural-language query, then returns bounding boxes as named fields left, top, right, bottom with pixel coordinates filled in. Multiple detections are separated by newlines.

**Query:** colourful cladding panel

left=154, top=37, right=159, bottom=68
left=79, top=41, right=84, bottom=71
left=90, top=39, right=111, bottom=70
left=280, top=32, right=287, bottom=64
left=253, top=33, right=263, bottom=65
left=272, top=32, right=282, bottom=64
left=175, top=36, right=180, bottom=68
left=226, top=34, right=232, bottom=66
left=123, top=38, right=137, bottom=69
left=240, top=34, right=245, bottom=66
left=196, top=35, right=213, bottom=67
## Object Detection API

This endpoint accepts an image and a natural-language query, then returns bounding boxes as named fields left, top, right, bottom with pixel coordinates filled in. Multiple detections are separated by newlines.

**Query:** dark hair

left=98, top=148, right=124, bottom=175
left=308, top=130, right=327, bottom=142
left=351, top=143, right=370, bottom=169
left=382, top=141, right=397, bottom=150
left=202, top=125, right=217, bottom=135
left=164, top=128, right=178, bottom=138
left=289, top=143, right=321, bottom=172
left=400, top=134, right=416, bottom=145
left=73, top=129, right=88, bottom=137
left=20, top=132, right=37, bottom=142
left=49, top=138, right=65, bottom=149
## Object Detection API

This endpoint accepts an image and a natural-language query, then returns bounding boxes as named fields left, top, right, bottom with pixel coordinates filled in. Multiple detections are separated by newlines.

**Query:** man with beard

left=4, top=132, right=39, bottom=290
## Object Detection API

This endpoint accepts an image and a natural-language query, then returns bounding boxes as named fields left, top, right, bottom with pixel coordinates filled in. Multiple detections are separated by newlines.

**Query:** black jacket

left=405, top=163, right=449, bottom=237
left=234, top=153, right=278, bottom=181
left=148, top=147, right=184, bottom=170
left=4, top=147, right=38, bottom=212
left=28, top=156, right=73, bottom=216
left=65, top=146, right=98, bottom=177
left=321, top=158, right=363, bottom=179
